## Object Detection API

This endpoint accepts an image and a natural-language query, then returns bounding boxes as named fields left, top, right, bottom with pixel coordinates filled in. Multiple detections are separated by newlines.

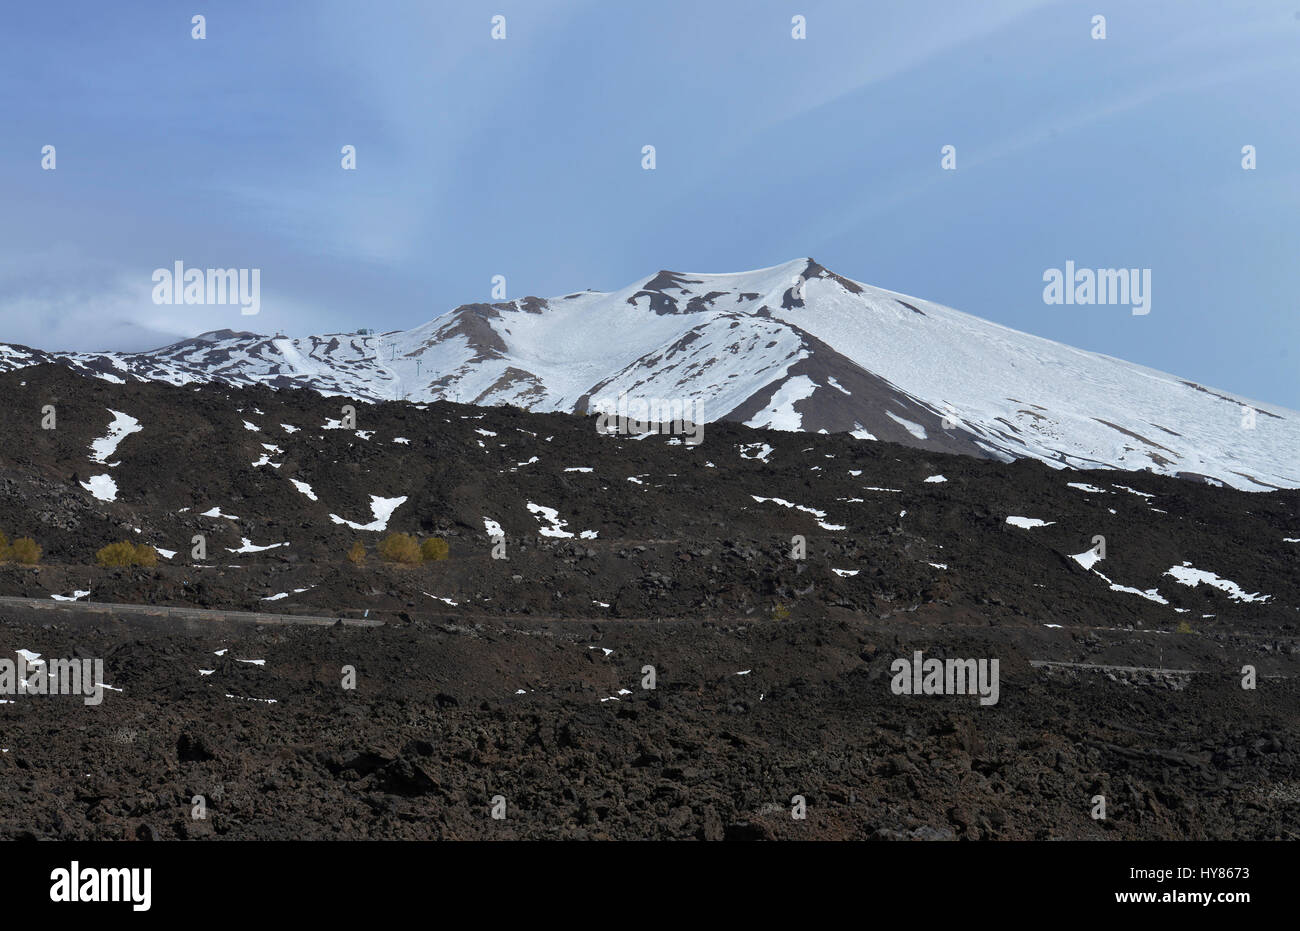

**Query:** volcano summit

left=1, top=258, right=1294, bottom=491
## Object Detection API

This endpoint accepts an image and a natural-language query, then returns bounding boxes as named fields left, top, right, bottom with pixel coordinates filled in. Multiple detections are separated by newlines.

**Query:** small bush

left=96, top=541, right=159, bottom=568
left=771, top=602, right=791, bottom=622
left=97, top=541, right=140, bottom=568
left=97, top=543, right=129, bottom=567
left=1176, top=620, right=1194, bottom=635
left=421, top=537, right=450, bottom=562
left=9, top=537, right=41, bottom=565
left=347, top=541, right=366, bottom=565
left=378, top=533, right=422, bottom=565
left=0, top=530, right=9, bottom=562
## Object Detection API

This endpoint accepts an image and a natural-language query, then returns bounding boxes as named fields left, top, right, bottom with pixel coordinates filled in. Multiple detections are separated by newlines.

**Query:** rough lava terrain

left=0, top=365, right=1296, bottom=840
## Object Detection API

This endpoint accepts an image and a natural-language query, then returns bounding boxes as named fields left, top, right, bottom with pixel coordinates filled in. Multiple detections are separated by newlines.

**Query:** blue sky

left=1, top=0, right=1297, bottom=407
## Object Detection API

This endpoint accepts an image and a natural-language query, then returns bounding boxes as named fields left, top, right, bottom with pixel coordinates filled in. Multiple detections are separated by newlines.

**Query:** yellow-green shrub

left=378, top=533, right=422, bottom=565
left=347, top=540, right=366, bottom=565
left=96, top=541, right=159, bottom=568
left=96, top=541, right=139, bottom=567
left=420, top=537, right=450, bottom=562
left=9, top=537, right=41, bottom=565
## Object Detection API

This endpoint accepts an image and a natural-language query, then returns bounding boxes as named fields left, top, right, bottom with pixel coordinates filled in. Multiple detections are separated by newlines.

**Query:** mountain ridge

left=1, top=257, right=1295, bottom=491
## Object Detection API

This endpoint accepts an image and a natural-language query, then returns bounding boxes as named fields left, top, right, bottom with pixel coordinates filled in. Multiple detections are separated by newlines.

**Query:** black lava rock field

left=0, top=365, right=1296, bottom=839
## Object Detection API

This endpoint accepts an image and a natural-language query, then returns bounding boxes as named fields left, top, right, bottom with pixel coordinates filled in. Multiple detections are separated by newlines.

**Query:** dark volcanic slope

left=0, top=365, right=1295, bottom=630
left=0, top=365, right=1297, bottom=840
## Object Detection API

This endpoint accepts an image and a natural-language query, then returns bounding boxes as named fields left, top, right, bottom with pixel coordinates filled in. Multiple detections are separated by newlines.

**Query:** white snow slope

left=2, top=258, right=1295, bottom=491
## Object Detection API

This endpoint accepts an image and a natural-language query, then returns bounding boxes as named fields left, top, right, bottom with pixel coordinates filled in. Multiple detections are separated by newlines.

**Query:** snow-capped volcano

left=2, top=258, right=1296, bottom=491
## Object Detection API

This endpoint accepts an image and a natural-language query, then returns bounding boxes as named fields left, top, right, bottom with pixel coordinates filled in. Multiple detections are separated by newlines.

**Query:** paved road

left=0, top=595, right=384, bottom=632
left=1029, top=658, right=1292, bottom=679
